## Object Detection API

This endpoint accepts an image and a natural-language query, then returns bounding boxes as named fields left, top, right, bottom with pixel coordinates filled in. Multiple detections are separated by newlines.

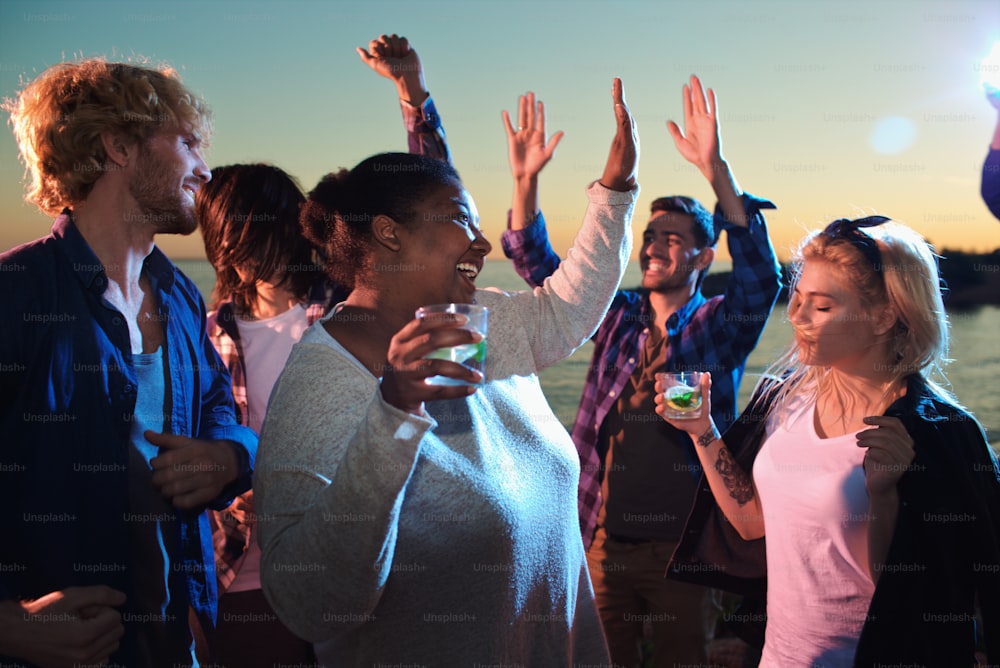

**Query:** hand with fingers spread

left=857, top=415, right=916, bottom=496
left=379, top=313, right=483, bottom=414
left=503, top=91, right=565, bottom=231
left=0, top=586, right=126, bottom=668
left=600, top=78, right=639, bottom=192
left=147, top=432, right=240, bottom=510
left=502, top=92, right=564, bottom=182
left=357, top=33, right=428, bottom=105
left=667, top=74, right=746, bottom=225
left=667, top=75, right=725, bottom=181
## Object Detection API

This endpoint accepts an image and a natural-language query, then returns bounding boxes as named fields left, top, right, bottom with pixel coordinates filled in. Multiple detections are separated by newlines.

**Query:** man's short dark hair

left=649, top=196, right=715, bottom=248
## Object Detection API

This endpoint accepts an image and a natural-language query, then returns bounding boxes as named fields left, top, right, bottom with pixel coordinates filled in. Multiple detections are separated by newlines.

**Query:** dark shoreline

left=700, top=250, right=1000, bottom=307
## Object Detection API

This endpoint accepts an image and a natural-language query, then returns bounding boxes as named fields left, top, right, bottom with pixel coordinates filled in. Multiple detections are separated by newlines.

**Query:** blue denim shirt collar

left=53, top=209, right=176, bottom=298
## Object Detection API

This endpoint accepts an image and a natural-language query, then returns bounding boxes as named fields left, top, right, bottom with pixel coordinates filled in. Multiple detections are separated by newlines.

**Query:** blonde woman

left=660, top=217, right=1000, bottom=666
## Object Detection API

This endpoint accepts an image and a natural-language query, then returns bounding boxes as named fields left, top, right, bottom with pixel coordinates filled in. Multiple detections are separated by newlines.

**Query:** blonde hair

left=758, top=219, right=952, bottom=416
left=2, top=58, right=212, bottom=215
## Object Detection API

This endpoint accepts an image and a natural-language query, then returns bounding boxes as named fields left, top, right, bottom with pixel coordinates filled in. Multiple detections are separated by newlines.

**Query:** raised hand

left=502, top=92, right=564, bottom=182
left=667, top=75, right=724, bottom=182
left=357, top=33, right=427, bottom=105
left=600, top=78, right=639, bottom=192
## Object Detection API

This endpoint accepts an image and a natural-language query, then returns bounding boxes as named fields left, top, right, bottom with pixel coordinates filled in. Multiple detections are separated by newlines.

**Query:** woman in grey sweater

left=255, top=79, right=638, bottom=667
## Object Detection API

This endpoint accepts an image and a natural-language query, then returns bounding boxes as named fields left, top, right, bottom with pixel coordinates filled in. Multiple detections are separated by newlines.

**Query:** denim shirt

left=0, top=212, right=257, bottom=659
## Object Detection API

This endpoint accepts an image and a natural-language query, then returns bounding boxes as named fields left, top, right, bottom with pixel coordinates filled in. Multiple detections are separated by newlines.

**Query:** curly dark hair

left=300, top=153, right=460, bottom=290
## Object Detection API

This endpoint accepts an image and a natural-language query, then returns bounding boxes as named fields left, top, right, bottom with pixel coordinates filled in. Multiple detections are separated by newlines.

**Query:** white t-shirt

left=235, top=303, right=310, bottom=434
left=229, top=303, right=309, bottom=593
left=752, top=394, right=875, bottom=667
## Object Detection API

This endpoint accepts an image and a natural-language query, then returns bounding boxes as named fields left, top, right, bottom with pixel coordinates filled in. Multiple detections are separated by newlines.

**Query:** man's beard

left=128, top=147, right=197, bottom=235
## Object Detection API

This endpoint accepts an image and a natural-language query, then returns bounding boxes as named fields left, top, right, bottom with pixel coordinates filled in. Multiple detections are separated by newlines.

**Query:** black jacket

left=667, top=374, right=1000, bottom=666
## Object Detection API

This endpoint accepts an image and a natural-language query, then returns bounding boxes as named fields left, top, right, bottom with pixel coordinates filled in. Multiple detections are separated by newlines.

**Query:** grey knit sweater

left=256, top=182, right=636, bottom=667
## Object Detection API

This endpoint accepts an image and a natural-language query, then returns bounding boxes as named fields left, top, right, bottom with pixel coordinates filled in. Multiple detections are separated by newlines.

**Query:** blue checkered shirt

left=501, top=194, right=781, bottom=548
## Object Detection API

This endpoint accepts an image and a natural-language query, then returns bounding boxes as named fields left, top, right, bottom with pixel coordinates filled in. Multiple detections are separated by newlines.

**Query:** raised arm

left=601, top=78, right=640, bottom=192
left=499, top=78, right=638, bottom=372
left=500, top=80, right=637, bottom=289
left=502, top=92, right=564, bottom=232
left=499, top=93, right=565, bottom=287
left=667, top=75, right=745, bottom=226
left=655, top=373, right=765, bottom=540
left=358, top=33, right=451, bottom=163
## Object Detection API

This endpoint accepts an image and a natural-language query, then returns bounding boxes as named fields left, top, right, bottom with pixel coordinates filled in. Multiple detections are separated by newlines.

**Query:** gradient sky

left=2, top=0, right=999, bottom=261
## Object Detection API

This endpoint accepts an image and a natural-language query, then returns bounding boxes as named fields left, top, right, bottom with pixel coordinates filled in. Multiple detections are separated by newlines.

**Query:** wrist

left=704, top=157, right=731, bottom=186
left=868, top=486, right=900, bottom=506
left=396, top=75, right=428, bottom=107
left=216, top=440, right=241, bottom=485
left=598, top=176, right=635, bottom=192
left=512, top=174, right=539, bottom=191
left=696, top=422, right=721, bottom=448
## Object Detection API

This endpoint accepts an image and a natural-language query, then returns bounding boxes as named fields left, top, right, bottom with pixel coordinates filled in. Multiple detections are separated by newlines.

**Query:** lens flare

left=981, top=42, right=1000, bottom=91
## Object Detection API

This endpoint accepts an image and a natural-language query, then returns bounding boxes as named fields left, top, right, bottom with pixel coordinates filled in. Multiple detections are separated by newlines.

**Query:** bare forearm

left=396, top=72, right=428, bottom=107
left=692, top=430, right=765, bottom=539
left=510, top=176, right=540, bottom=231
left=706, top=158, right=747, bottom=227
left=867, top=489, right=900, bottom=583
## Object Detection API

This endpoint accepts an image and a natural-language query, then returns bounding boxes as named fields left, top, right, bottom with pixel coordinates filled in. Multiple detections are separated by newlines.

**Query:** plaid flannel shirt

left=206, top=282, right=330, bottom=591
left=501, top=194, right=781, bottom=549
left=207, top=94, right=452, bottom=592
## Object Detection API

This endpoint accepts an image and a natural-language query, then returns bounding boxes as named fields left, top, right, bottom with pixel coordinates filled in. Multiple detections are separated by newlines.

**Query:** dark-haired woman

left=196, top=34, right=449, bottom=665
left=255, top=80, right=638, bottom=666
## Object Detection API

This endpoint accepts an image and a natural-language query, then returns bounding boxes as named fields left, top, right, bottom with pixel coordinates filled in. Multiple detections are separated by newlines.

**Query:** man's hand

left=357, top=33, right=428, bottom=106
left=148, top=432, right=240, bottom=510
left=0, top=586, right=126, bottom=667
left=502, top=92, right=564, bottom=183
left=667, top=74, right=724, bottom=182
left=599, top=78, right=639, bottom=192
left=668, top=74, right=746, bottom=225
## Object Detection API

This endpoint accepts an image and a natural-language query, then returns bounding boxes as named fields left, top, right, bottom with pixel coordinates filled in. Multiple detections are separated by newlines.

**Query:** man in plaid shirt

left=501, top=76, right=781, bottom=666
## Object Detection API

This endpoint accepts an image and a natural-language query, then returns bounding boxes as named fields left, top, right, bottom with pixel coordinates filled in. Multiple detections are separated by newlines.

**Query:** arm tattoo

left=714, top=447, right=755, bottom=505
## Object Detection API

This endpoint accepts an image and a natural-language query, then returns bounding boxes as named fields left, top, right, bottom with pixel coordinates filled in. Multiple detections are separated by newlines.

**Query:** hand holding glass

left=415, top=303, right=488, bottom=386
left=656, top=371, right=705, bottom=419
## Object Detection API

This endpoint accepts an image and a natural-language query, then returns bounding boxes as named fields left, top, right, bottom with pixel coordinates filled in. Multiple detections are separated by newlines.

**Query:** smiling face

left=396, top=178, right=492, bottom=305
left=788, top=258, right=895, bottom=373
left=640, top=211, right=711, bottom=294
left=128, top=127, right=211, bottom=235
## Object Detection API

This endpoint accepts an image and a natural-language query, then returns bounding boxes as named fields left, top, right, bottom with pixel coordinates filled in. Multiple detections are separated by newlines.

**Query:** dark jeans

left=213, top=588, right=317, bottom=668
left=586, top=528, right=713, bottom=668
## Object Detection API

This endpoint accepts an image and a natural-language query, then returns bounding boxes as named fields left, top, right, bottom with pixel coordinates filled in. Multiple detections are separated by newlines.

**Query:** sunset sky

left=2, top=0, right=999, bottom=261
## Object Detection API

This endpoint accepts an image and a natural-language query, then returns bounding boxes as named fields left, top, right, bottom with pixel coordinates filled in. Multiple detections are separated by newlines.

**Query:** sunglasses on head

left=820, top=215, right=890, bottom=273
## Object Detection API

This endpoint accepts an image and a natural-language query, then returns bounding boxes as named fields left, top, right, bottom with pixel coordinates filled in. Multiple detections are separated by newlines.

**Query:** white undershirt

left=230, top=303, right=309, bottom=593
left=235, top=303, right=310, bottom=434
left=752, top=394, right=875, bottom=667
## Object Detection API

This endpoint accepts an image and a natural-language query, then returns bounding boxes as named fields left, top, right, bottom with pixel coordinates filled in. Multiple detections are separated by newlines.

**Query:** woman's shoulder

left=895, top=375, right=984, bottom=434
